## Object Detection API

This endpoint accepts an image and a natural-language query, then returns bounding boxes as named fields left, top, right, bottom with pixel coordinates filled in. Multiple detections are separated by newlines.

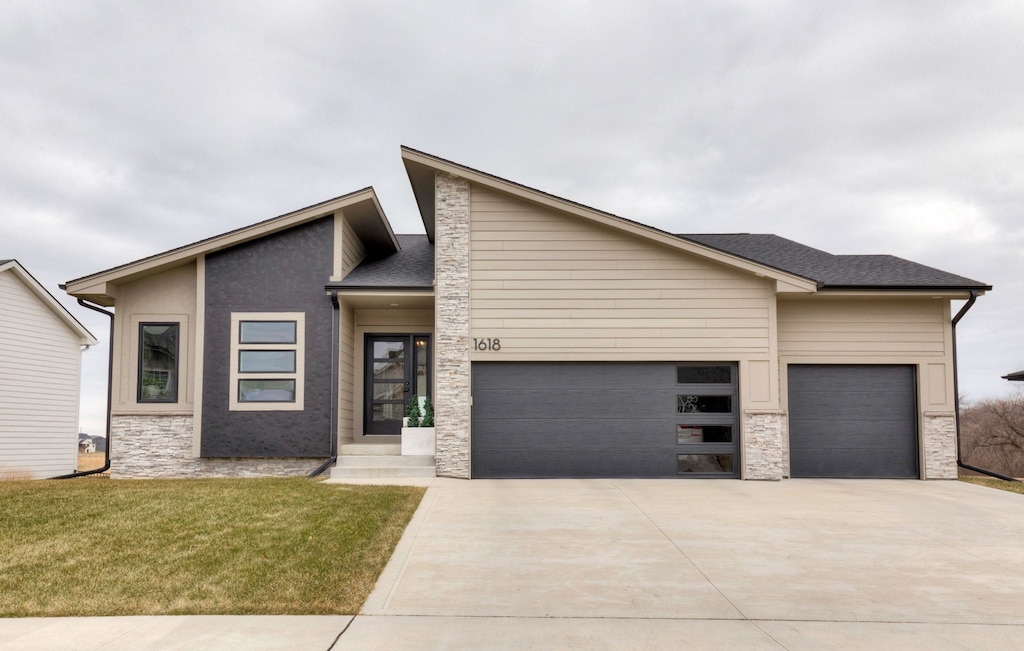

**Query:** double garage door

left=472, top=362, right=920, bottom=479
left=472, top=362, right=739, bottom=478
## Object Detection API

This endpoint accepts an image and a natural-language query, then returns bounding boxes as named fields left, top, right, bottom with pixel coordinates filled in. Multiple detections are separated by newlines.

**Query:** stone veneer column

left=923, top=413, right=957, bottom=479
left=433, top=172, right=472, bottom=478
left=743, top=411, right=785, bottom=480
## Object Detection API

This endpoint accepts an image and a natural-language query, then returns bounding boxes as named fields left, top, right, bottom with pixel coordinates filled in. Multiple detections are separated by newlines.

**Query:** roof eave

left=400, top=147, right=816, bottom=292
left=2, top=260, right=98, bottom=345
left=327, top=285, right=434, bottom=292
left=819, top=284, right=992, bottom=293
left=402, top=154, right=437, bottom=243
left=65, top=187, right=395, bottom=300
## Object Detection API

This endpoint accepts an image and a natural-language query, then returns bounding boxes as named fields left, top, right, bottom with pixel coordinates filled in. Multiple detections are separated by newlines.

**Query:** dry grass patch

left=0, top=478, right=424, bottom=616
left=77, top=452, right=107, bottom=472
left=0, top=468, right=34, bottom=481
left=959, top=476, right=1024, bottom=495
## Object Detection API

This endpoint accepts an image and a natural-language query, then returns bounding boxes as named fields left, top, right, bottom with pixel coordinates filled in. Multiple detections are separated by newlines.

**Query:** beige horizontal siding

left=342, top=216, right=367, bottom=277
left=777, top=298, right=947, bottom=358
left=355, top=309, right=434, bottom=328
left=469, top=186, right=772, bottom=359
left=338, top=302, right=355, bottom=442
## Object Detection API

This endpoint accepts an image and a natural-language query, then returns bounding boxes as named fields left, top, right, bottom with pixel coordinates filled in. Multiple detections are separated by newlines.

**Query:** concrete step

left=336, top=455, right=435, bottom=468
left=330, top=465, right=437, bottom=479
left=339, top=443, right=401, bottom=456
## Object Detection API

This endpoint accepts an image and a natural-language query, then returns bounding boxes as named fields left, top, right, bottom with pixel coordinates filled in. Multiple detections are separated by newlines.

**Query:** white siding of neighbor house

left=468, top=186, right=774, bottom=362
left=0, top=270, right=82, bottom=478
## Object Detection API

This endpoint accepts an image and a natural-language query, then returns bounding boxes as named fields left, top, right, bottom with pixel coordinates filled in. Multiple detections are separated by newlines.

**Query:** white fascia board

left=65, top=188, right=393, bottom=298
left=3, top=261, right=98, bottom=345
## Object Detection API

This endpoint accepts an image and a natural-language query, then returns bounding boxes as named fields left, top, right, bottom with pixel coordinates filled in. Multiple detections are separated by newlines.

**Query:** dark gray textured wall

left=201, top=217, right=333, bottom=457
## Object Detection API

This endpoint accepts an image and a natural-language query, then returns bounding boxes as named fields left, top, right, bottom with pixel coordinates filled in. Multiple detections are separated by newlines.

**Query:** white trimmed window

left=229, top=312, right=305, bottom=411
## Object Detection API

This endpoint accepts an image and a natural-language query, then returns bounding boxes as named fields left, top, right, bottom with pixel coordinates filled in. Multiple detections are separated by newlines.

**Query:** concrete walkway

left=0, top=615, right=351, bottom=650
left=3, top=479, right=1024, bottom=649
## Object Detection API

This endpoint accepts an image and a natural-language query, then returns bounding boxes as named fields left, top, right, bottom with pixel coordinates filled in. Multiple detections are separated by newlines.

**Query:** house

left=79, top=435, right=96, bottom=454
left=63, top=148, right=991, bottom=480
left=1003, top=371, right=1024, bottom=382
left=1, top=260, right=98, bottom=479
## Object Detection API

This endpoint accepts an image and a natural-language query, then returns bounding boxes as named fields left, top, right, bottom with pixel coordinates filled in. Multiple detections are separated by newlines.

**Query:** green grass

left=959, top=476, right=1024, bottom=495
left=0, top=478, right=424, bottom=616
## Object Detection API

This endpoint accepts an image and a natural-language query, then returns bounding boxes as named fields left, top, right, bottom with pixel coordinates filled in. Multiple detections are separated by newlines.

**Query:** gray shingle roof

left=0, top=259, right=12, bottom=266
left=335, top=234, right=434, bottom=288
left=1003, top=370, right=1024, bottom=381
left=678, top=234, right=990, bottom=290
left=330, top=230, right=988, bottom=292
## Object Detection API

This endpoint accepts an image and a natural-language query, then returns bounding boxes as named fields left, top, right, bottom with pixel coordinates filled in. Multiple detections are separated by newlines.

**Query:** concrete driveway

left=337, top=478, right=1024, bottom=650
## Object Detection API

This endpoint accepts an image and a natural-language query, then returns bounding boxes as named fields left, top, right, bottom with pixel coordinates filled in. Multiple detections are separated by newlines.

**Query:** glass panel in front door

left=366, top=336, right=408, bottom=434
left=365, top=335, right=431, bottom=435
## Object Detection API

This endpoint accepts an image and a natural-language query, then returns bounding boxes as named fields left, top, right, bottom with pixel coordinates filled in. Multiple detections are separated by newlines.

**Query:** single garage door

left=788, top=365, right=919, bottom=478
left=472, top=362, right=738, bottom=478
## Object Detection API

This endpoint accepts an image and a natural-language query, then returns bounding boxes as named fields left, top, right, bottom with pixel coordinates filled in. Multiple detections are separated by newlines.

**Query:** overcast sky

left=3, top=1, right=1022, bottom=436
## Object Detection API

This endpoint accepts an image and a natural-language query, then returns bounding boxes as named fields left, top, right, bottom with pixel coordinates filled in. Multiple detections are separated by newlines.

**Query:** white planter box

left=401, top=426, right=435, bottom=456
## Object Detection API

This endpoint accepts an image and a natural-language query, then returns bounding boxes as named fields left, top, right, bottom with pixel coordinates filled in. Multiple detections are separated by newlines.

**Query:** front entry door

left=364, top=334, right=431, bottom=435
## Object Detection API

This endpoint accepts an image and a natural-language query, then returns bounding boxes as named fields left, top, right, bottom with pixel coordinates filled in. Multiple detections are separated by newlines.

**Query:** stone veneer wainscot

left=110, top=415, right=321, bottom=478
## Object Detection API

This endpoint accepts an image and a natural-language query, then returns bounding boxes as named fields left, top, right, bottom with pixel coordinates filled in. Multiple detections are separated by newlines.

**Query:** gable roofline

left=64, top=187, right=397, bottom=303
left=401, top=146, right=818, bottom=292
left=1, top=260, right=98, bottom=346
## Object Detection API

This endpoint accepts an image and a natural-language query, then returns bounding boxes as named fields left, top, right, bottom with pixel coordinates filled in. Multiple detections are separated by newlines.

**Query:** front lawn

left=959, top=476, right=1024, bottom=495
left=0, top=478, right=424, bottom=616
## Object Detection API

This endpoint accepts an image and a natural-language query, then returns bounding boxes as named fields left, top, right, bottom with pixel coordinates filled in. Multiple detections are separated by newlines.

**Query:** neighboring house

left=63, top=148, right=991, bottom=481
left=79, top=435, right=96, bottom=454
left=1, top=260, right=98, bottom=479
left=1003, top=371, right=1024, bottom=381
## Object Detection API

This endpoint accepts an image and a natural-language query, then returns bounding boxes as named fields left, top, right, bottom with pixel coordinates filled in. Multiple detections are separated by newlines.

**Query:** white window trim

left=229, top=312, right=305, bottom=412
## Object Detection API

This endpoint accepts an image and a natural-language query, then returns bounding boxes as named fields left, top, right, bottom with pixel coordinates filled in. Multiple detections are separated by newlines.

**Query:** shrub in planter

left=421, top=398, right=434, bottom=427
left=405, top=397, right=421, bottom=428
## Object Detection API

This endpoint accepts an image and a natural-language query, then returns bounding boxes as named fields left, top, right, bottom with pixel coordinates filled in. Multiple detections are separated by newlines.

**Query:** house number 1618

left=473, top=338, right=501, bottom=351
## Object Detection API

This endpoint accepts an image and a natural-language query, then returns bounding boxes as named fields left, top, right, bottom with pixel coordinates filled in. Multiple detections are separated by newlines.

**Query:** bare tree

left=960, top=389, right=1024, bottom=477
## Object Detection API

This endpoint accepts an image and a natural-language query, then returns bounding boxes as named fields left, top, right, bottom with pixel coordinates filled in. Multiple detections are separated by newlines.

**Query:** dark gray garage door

left=788, top=365, right=918, bottom=478
left=472, top=362, right=738, bottom=478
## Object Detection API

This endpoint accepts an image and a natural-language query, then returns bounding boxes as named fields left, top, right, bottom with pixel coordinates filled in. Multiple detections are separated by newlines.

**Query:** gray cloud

left=2, top=0, right=1022, bottom=434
